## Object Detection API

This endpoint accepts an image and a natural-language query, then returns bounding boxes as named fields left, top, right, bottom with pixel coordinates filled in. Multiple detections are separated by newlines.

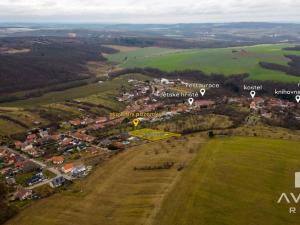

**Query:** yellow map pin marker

left=132, top=118, right=140, bottom=127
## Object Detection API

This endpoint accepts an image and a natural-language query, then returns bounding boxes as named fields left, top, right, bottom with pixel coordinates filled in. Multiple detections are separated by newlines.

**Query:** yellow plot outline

left=129, top=128, right=181, bottom=141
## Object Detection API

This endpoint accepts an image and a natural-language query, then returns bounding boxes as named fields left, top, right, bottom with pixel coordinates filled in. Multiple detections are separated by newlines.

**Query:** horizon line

left=1, top=21, right=300, bottom=26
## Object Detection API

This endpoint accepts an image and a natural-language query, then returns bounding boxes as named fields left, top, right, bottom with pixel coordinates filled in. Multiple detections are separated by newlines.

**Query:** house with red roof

left=71, top=132, right=95, bottom=143
left=60, top=138, right=73, bottom=147
left=62, top=163, right=74, bottom=173
left=26, top=134, right=37, bottom=143
left=51, top=156, right=64, bottom=165
left=69, top=118, right=82, bottom=127
left=194, top=100, right=215, bottom=108
left=14, top=141, right=24, bottom=150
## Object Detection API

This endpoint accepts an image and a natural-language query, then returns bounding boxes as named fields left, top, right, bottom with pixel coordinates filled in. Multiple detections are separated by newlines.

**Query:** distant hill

left=0, top=37, right=116, bottom=94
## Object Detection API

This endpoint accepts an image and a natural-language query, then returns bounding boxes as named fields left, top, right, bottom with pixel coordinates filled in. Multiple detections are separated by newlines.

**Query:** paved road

left=2, top=146, right=46, bottom=167
left=48, top=167, right=74, bottom=180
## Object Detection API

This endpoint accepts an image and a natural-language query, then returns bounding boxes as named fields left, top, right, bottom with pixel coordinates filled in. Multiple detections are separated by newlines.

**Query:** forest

left=0, top=37, right=117, bottom=94
left=259, top=46, right=300, bottom=77
left=0, top=182, right=17, bottom=224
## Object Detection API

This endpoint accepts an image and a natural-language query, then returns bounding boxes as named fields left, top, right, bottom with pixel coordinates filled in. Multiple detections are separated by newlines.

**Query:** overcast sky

left=1, top=0, right=300, bottom=23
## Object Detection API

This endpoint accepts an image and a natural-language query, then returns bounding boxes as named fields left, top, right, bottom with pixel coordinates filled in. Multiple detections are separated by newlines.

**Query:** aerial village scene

left=1, top=76, right=299, bottom=203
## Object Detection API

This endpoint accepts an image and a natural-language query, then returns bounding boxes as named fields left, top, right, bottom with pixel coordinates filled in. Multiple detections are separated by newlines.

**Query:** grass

left=2, top=83, right=114, bottom=108
left=43, top=170, right=56, bottom=179
left=0, top=83, right=106, bottom=108
left=0, top=107, right=52, bottom=136
left=6, top=135, right=300, bottom=225
left=47, top=104, right=83, bottom=117
left=129, top=128, right=181, bottom=141
left=234, top=124, right=300, bottom=141
left=0, top=74, right=150, bottom=108
left=6, top=135, right=204, bottom=225
left=0, top=119, right=25, bottom=136
left=107, top=44, right=300, bottom=83
left=0, top=107, right=47, bottom=127
left=78, top=90, right=123, bottom=112
left=102, top=45, right=141, bottom=53
left=107, top=47, right=183, bottom=64
left=154, top=114, right=233, bottom=133
left=154, top=137, right=300, bottom=225
left=15, top=172, right=35, bottom=186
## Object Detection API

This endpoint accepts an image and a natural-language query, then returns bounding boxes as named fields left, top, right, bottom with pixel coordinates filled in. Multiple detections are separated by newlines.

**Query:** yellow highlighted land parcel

left=129, top=128, right=180, bottom=141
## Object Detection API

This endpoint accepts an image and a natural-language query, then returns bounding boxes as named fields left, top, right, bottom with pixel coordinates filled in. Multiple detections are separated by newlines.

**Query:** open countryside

left=108, top=44, right=300, bottom=82
left=1, top=64, right=300, bottom=225
left=6, top=136, right=300, bottom=225
left=5, top=135, right=203, bottom=225
left=154, top=137, right=300, bottom=225
left=1, top=8, right=300, bottom=225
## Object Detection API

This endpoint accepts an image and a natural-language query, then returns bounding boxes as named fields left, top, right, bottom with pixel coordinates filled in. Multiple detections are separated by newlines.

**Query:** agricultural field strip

left=107, top=44, right=300, bottom=82
left=154, top=137, right=300, bottom=225
left=6, top=135, right=202, bottom=225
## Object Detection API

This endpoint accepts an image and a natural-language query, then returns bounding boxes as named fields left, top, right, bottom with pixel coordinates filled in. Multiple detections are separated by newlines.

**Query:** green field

left=129, top=128, right=181, bottom=141
left=0, top=74, right=149, bottom=108
left=154, top=137, right=300, bottom=225
left=0, top=119, right=25, bottom=136
left=154, top=114, right=233, bottom=134
left=6, top=135, right=300, bottom=225
left=108, top=47, right=182, bottom=63
left=107, top=44, right=300, bottom=82
left=6, top=134, right=202, bottom=225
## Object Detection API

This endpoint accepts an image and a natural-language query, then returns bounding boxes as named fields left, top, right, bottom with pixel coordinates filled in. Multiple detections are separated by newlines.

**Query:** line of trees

left=0, top=183, right=17, bottom=225
left=260, top=53, right=300, bottom=77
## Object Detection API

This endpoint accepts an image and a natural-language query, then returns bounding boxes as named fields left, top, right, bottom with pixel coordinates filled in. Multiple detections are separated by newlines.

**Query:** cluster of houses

left=0, top=147, right=44, bottom=200
left=113, top=78, right=217, bottom=124
left=0, top=147, right=25, bottom=175
left=1, top=143, right=91, bottom=201
left=0, top=123, right=99, bottom=201
left=13, top=127, right=97, bottom=158
left=0, top=77, right=217, bottom=204
left=14, top=129, right=48, bottom=157
left=226, top=95, right=299, bottom=121
left=0, top=148, right=41, bottom=183
left=249, top=97, right=297, bottom=119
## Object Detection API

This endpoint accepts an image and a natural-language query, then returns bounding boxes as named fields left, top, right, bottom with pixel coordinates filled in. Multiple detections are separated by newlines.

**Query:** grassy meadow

left=154, top=137, right=300, bottom=225
left=0, top=74, right=149, bottom=108
left=0, top=107, right=49, bottom=136
left=6, top=135, right=204, bottom=225
left=154, top=114, right=233, bottom=134
left=6, top=135, right=300, bottom=225
left=107, top=44, right=300, bottom=82
left=129, top=128, right=181, bottom=141
left=0, top=119, right=25, bottom=136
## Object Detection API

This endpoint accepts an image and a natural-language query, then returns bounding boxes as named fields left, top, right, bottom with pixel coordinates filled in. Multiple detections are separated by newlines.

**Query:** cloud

left=0, top=0, right=299, bottom=23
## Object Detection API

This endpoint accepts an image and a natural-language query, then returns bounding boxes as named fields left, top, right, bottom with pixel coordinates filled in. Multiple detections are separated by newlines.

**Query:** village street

left=2, top=146, right=74, bottom=189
